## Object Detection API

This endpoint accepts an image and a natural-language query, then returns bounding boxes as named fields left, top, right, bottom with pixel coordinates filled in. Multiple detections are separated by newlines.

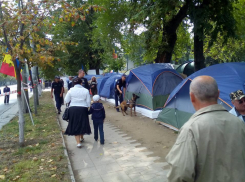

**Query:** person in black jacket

left=72, top=69, right=89, bottom=90
left=3, top=85, right=10, bottom=104
left=90, top=76, right=97, bottom=96
left=68, top=76, right=73, bottom=90
left=89, top=95, right=105, bottom=145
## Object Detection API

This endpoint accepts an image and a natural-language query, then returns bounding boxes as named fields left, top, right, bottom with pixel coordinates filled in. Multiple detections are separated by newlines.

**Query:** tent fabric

left=96, top=76, right=108, bottom=95
left=99, top=74, right=122, bottom=99
left=127, top=63, right=176, bottom=95
left=126, top=64, right=183, bottom=110
left=158, top=62, right=245, bottom=130
left=176, top=61, right=195, bottom=76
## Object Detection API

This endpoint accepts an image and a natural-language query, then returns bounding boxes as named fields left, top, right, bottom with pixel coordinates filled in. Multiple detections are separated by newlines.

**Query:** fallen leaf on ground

left=51, top=174, right=56, bottom=178
left=50, top=166, right=57, bottom=171
left=0, top=175, right=5, bottom=179
left=13, top=175, right=21, bottom=181
left=41, top=159, right=45, bottom=162
left=48, top=159, right=53, bottom=163
left=51, top=143, right=55, bottom=147
left=36, top=143, right=39, bottom=147
left=33, top=157, right=38, bottom=161
left=3, top=168, right=8, bottom=172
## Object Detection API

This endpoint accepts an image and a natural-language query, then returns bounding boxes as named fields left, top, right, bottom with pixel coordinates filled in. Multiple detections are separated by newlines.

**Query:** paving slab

left=58, top=103, right=169, bottom=182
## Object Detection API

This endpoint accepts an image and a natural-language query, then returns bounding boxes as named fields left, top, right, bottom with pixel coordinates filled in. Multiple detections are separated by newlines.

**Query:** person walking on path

left=64, top=77, right=91, bottom=148
left=3, top=85, right=10, bottom=105
left=51, top=76, right=64, bottom=114
left=90, top=76, right=97, bottom=96
left=89, top=95, right=105, bottom=145
left=229, top=89, right=245, bottom=122
left=72, top=69, right=89, bottom=90
left=166, top=76, right=245, bottom=182
left=115, top=74, right=126, bottom=112
left=59, top=78, right=65, bottom=105
left=68, top=76, right=73, bottom=90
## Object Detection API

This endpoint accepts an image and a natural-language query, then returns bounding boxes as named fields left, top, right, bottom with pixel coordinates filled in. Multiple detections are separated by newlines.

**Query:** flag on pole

left=0, top=54, right=22, bottom=80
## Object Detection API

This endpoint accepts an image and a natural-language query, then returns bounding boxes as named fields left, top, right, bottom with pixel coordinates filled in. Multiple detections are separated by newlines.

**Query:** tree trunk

left=155, top=29, right=177, bottom=63
left=96, top=68, right=99, bottom=75
left=36, top=66, right=39, bottom=105
left=155, top=0, right=190, bottom=63
left=13, top=59, right=25, bottom=147
left=194, top=32, right=205, bottom=71
left=22, top=63, right=29, bottom=113
left=17, top=94, right=25, bottom=147
left=31, top=66, right=38, bottom=115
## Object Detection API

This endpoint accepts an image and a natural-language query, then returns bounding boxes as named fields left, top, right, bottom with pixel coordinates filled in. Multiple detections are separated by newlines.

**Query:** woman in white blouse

left=64, top=77, right=91, bottom=148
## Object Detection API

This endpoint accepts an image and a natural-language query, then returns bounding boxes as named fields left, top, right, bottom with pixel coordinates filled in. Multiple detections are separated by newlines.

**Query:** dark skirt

left=65, top=106, right=91, bottom=136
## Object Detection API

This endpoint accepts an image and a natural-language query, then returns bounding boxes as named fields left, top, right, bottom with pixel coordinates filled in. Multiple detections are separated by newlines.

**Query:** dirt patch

left=103, top=101, right=178, bottom=163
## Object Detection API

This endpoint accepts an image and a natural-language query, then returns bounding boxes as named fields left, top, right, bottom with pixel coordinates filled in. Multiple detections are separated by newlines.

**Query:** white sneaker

left=77, top=143, right=82, bottom=148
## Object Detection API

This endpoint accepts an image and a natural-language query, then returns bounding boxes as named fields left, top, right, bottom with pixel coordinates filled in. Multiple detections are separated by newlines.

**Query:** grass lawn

left=0, top=92, right=71, bottom=182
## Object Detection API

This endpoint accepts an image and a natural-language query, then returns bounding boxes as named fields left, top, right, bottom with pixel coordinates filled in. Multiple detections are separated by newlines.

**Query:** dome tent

left=100, top=74, right=122, bottom=99
left=96, top=72, right=118, bottom=95
left=157, top=62, right=245, bottom=131
left=125, top=64, right=183, bottom=111
left=176, top=61, right=195, bottom=77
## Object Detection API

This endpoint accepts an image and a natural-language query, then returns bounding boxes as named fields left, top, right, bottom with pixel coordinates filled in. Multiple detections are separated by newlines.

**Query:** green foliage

left=172, top=21, right=193, bottom=63
left=91, top=0, right=129, bottom=71
left=204, top=0, right=245, bottom=63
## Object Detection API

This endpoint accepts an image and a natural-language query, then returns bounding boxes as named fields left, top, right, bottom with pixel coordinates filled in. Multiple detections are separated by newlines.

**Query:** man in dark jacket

left=89, top=95, right=105, bottom=145
left=72, top=69, right=89, bottom=90
left=115, top=74, right=126, bottom=112
left=3, top=85, right=10, bottom=104
left=51, top=76, right=64, bottom=114
left=68, top=76, right=73, bottom=90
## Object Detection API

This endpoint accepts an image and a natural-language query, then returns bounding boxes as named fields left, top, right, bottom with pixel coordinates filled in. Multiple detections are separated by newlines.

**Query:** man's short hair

left=190, top=76, right=219, bottom=102
left=73, top=77, right=82, bottom=85
left=78, top=69, right=84, bottom=74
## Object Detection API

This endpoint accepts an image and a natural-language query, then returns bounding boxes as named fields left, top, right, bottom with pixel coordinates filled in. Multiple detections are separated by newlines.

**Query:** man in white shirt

left=229, top=89, right=245, bottom=122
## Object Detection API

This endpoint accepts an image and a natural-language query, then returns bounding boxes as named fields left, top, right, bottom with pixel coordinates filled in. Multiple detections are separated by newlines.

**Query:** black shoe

left=58, top=111, right=60, bottom=114
left=100, top=142, right=104, bottom=145
left=116, top=109, right=120, bottom=112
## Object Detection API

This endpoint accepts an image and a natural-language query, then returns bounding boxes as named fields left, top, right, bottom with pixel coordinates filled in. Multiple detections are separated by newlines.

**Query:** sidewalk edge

left=56, top=117, right=76, bottom=182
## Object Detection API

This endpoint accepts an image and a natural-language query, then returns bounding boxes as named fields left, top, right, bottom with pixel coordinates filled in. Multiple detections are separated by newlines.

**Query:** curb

left=56, top=117, right=76, bottom=182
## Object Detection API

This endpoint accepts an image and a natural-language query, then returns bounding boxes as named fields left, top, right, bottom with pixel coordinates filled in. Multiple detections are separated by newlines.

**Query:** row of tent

left=85, top=62, right=245, bottom=131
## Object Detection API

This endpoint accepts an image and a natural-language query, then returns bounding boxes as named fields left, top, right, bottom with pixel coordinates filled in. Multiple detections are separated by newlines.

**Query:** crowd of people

left=51, top=70, right=245, bottom=181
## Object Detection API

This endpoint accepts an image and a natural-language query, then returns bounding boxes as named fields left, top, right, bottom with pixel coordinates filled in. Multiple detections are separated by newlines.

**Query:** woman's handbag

left=62, top=104, right=69, bottom=121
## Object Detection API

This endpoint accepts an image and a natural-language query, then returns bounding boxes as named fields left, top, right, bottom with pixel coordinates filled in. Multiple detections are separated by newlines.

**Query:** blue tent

left=100, top=74, right=122, bottom=99
left=157, top=62, right=245, bottom=130
left=125, top=63, right=183, bottom=110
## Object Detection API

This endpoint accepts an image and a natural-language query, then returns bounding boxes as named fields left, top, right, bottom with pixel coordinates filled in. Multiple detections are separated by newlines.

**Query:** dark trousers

left=115, top=91, right=123, bottom=111
left=54, top=94, right=62, bottom=111
left=4, top=95, right=9, bottom=103
left=93, top=120, right=104, bottom=144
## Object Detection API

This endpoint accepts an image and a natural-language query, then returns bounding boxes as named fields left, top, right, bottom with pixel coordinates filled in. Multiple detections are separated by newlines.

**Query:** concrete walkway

left=58, top=104, right=169, bottom=182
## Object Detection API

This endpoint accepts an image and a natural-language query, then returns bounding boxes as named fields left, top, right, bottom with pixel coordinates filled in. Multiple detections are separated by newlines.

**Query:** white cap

left=93, top=95, right=100, bottom=102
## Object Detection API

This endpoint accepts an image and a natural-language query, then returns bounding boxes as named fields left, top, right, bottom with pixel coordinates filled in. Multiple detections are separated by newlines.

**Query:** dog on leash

left=115, top=93, right=140, bottom=116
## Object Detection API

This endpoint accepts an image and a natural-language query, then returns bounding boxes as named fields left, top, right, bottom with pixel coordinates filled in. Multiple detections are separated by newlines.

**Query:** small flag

left=0, top=54, right=22, bottom=80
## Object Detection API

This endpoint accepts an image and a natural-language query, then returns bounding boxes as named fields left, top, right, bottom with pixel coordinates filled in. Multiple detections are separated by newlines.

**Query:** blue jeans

left=115, top=91, right=123, bottom=111
left=54, top=94, right=62, bottom=111
left=93, top=120, right=104, bottom=144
